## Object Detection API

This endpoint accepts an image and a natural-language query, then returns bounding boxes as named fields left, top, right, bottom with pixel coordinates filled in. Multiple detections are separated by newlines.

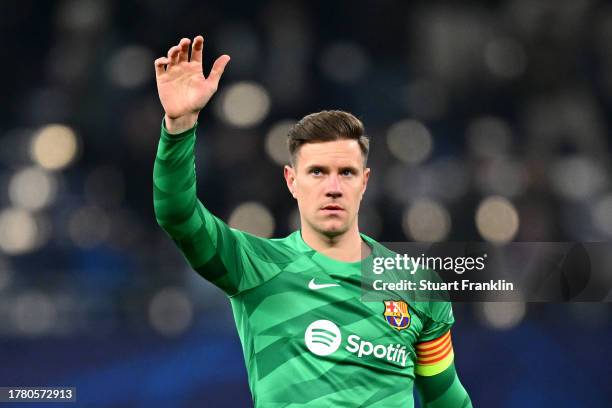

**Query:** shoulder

left=235, top=229, right=311, bottom=261
left=411, top=300, right=454, bottom=324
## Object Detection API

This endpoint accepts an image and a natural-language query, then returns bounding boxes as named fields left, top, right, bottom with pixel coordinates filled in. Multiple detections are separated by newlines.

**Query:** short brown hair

left=287, top=110, right=369, bottom=165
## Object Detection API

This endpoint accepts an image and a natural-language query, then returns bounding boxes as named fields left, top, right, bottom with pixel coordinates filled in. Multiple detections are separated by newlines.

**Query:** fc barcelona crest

left=383, top=300, right=411, bottom=331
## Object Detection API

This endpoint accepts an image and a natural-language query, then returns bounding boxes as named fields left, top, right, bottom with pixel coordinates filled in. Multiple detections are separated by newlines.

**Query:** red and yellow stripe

left=415, top=330, right=454, bottom=376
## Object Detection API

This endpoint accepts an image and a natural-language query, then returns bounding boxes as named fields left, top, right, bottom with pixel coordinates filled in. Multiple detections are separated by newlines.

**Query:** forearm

left=415, top=363, right=472, bottom=408
left=153, top=119, right=201, bottom=241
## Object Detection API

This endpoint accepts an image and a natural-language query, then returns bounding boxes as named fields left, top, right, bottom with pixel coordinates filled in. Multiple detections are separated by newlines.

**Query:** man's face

left=284, top=139, right=370, bottom=238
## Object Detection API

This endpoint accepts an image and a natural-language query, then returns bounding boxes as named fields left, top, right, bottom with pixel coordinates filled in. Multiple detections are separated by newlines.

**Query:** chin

left=319, top=222, right=349, bottom=237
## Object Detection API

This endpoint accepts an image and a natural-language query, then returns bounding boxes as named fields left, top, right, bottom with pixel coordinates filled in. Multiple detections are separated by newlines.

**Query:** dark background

left=1, top=0, right=611, bottom=406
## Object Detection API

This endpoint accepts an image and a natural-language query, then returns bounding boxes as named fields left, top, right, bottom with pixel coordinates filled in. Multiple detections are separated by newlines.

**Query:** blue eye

left=341, top=169, right=353, bottom=176
left=311, top=169, right=322, bottom=175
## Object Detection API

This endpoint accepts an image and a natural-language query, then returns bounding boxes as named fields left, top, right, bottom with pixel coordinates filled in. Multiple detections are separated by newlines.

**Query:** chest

left=240, top=268, right=426, bottom=370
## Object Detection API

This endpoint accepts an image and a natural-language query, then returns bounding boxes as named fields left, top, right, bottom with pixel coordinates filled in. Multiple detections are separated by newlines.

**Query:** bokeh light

left=403, top=198, right=451, bottom=242
left=265, top=120, right=295, bottom=165
left=107, top=45, right=154, bottom=88
left=0, top=208, right=39, bottom=255
left=57, top=0, right=108, bottom=31
left=8, top=167, right=58, bottom=210
left=478, top=302, right=526, bottom=330
left=550, top=156, right=607, bottom=201
left=386, top=119, right=433, bottom=165
left=148, top=287, right=193, bottom=337
left=476, top=196, right=519, bottom=243
left=218, top=82, right=271, bottom=128
left=30, top=124, right=78, bottom=170
left=229, top=202, right=275, bottom=238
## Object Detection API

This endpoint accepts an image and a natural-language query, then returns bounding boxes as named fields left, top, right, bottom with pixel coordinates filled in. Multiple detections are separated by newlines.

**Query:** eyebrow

left=304, top=164, right=361, bottom=173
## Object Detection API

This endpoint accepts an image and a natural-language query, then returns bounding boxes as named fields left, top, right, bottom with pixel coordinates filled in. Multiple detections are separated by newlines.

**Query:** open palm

left=155, top=36, right=230, bottom=120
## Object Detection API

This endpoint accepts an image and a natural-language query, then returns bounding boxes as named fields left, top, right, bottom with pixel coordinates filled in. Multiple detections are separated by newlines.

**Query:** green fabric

left=416, top=363, right=472, bottom=408
left=153, top=122, right=466, bottom=407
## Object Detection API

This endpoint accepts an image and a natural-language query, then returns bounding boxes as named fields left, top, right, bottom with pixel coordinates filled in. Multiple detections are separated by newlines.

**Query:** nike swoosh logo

left=308, top=278, right=340, bottom=290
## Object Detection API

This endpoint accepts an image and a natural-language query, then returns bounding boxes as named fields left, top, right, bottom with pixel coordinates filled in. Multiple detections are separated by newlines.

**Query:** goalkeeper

left=153, top=35, right=472, bottom=408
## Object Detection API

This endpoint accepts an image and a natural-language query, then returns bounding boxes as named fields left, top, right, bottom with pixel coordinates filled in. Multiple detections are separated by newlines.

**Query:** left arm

left=414, top=331, right=472, bottom=408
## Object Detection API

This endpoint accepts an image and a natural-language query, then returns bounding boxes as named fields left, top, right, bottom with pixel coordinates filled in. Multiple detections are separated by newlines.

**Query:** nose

left=325, top=174, right=342, bottom=199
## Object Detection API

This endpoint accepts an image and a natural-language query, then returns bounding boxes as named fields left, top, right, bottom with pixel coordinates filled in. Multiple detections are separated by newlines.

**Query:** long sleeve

left=415, top=362, right=472, bottom=408
left=414, top=329, right=472, bottom=407
left=153, top=121, right=283, bottom=296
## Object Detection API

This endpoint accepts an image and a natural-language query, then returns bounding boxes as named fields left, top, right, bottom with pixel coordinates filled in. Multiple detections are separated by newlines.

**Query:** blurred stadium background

left=1, top=0, right=612, bottom=406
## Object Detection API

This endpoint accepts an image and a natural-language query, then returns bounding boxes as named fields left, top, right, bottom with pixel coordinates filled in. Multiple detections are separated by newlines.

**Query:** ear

left=360, top=167, right=371, bottom=199
left=284, top=165, right=297, bottom=199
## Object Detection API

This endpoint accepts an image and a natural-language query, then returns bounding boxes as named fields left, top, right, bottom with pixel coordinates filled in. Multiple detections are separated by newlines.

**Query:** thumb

left=207, top=55, right=231, bottom=87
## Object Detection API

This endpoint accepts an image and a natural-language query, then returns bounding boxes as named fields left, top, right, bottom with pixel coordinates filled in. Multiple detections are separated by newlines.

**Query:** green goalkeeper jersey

left=153, top=123, right=456, bottom=407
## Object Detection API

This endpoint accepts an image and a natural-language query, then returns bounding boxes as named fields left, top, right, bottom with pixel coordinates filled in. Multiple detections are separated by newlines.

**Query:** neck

left=300, top=221, right=371, bottom=262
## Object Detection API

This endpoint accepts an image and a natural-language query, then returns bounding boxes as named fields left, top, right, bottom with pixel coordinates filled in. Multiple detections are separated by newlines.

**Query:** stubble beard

left=313, top=213, right=354, bottom=240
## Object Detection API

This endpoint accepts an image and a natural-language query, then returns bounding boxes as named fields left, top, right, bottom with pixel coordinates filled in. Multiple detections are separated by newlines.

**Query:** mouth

left=320, top=204, right=345, bottom=213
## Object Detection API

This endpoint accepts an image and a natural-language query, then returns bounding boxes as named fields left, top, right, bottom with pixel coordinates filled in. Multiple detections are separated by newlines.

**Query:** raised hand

left=155, top=36, right=230, bottom=133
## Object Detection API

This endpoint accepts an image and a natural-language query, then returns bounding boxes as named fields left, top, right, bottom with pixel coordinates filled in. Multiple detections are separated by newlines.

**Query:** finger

left=178, top=38, right=190, bottom=63
left=168, top=46, right=179, bottom=66
left=190, top=35, right=204, bottom=63
left=154, top=57, right=169, bottom=77
left=207, top=54, right=231, bottom=87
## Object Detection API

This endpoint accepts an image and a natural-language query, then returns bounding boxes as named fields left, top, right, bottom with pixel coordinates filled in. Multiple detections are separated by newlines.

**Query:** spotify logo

left=304, top=320, right=341, bottom=356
